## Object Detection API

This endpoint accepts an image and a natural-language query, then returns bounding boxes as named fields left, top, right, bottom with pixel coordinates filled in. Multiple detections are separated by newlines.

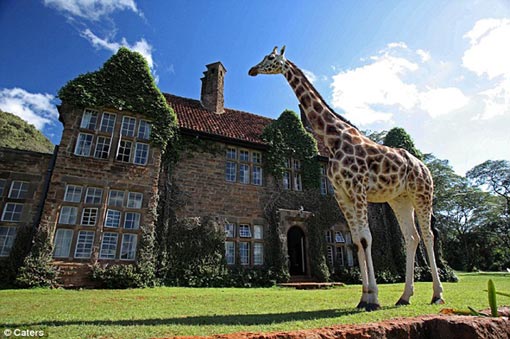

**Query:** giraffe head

left=249, top=46, right=287, bottom=76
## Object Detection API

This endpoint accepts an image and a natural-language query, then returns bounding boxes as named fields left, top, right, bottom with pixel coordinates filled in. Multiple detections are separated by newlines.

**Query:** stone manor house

left=0, top=61, right=354, bottom=286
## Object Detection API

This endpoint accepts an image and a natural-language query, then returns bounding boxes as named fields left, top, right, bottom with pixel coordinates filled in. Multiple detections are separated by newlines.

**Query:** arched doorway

left=287, top=226, right=307, bottom=275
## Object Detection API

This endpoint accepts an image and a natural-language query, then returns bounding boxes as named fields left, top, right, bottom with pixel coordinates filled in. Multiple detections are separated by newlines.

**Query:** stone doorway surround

left=277, top=208, right=313, bottom=279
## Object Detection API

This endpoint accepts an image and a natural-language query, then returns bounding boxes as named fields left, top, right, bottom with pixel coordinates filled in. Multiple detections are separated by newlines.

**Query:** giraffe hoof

left=431, top=297, right=445, bottom=305
left=365, top=303, right=381, bottom=312
left=395, top=298, right=410, bottom=306
left=356, top=301, right=368, bottom=309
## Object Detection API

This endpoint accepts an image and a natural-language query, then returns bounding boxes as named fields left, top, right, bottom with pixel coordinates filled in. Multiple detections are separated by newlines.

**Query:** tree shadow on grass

left=2, top=306, right=396, bottom=328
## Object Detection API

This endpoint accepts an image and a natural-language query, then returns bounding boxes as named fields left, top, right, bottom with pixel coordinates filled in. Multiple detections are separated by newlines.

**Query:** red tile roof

left=164, top=93, right=329, bottom=157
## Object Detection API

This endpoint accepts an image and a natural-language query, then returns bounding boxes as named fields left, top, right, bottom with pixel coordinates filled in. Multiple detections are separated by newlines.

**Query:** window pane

left=225, top=162, right=236, bottom=182
left=252, top=152, right=261, bottom=164
left=8, top=181, right=29, bottom=199
left=80, top=109, right=98, bottom=130
left=293, top=173, right=302, bottom=191
left=138, top=120, right=151, bottom=139
left=0, top=227, right=17, bottom=256
left=0, top=179, right=5, bottom=196
left=239, top=150, right=249, bottom=162
left=127, top=192, right=143, bottom=209
left=100, top=113, right=116, bottom=133
left=124, top=212, right=140, bottom=229
left=116, top=139, right=132, bottom=162
left=104, top=209, right=121, bottom=228
left=1, top=203, right=23, bottom=222
left=74, top=133, right=93, bottom=156
left=81, top=208, right=98, bottom=226
left=252, top=166, right=262, bottom=186
left=253, top=225, right=263, bottom=239
left=225, top=241, right=235, bottom=265
left=64, top=185, right=82, bottom=203
left=335, top=232, right=345, bottom=243
left=99, top=232, right=118, bottom=259
left=85, top=187, right=103, bottom=204
left=94, top=136, right=111, bottom=159
left=239, top=225, right=252, bottom=238
left=108, top=190, right=124, bottom=207
left=239, top=242, right=250, bottom=265
left=239, top=164, right=250, bottom=184
left=53, top=229, right=73, bottom=258
left=121, top=116, right=136, bottom=137
left=75, top=231, right=94, bottom=258
left=283, top=172, right=291, bottom=190
left=224, top=223, right=235, bottom=238
left=226, top=148, right=236, bottom=160
left=254, top=243, right=264, bottom=265
left=327, top=246, right=334, bottom=266
left=134, top=143, right=149, bottom=165
left=120, top=234, right=137, bottom=260
left=321, top=177, right=328, bottom=195
left=58, top=206, right=77, bottom=224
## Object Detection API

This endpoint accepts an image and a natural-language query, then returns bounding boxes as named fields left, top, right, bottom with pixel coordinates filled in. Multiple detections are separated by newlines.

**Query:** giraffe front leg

left=358, top=227, right=381, bottom=311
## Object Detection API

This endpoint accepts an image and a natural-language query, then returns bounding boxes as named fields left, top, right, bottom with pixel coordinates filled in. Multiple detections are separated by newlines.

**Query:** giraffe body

left=249, top=47, right=444, bottom=311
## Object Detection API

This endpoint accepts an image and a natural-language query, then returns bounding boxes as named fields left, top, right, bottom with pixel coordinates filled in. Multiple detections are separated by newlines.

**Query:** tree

left=0, top=110, right=54, bottom=153
left=383, top=127, right=423, bottom=160
left=467, top=160, right=510, bottom=214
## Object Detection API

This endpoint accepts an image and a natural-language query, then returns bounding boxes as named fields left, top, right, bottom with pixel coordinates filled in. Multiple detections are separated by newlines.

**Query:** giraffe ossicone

left=249, top=46, right=445, bottom=311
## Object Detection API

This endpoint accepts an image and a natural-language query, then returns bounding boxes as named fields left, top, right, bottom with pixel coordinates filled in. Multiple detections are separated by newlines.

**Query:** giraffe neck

left=282, top=60, right=356, bottom=139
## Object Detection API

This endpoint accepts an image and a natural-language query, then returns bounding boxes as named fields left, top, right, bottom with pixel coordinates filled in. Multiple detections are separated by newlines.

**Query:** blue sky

left=1, top=0, right=509, bottom=175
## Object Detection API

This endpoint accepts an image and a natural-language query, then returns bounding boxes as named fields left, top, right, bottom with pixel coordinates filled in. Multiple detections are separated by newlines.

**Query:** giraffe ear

left=272, top=46, right=278, bottom=55
left=280, top=45, right=286, bottom=56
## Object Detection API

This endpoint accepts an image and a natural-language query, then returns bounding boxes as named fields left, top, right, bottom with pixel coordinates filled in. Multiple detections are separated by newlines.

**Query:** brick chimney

left=201, top=62, right=227, bottom=114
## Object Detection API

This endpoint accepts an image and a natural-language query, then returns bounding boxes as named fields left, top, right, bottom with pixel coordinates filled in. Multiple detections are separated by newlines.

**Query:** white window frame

left=94, top=136, right=111, bottom=159
left=253, top=225, right=263, bottom=240
left=225, top=223, right=235, bottom=238
left=225, top=241, right=235, bottom=265
left=85, top=187, right=103, bottom=204
left=64, top=185, right=82, bottom=203
left=120, top=234, right=137, bottom=260
left=1, top=203, right=23, bottom=222
left=0, top=179, right=6, bottom=196
left=8, top=181, right=29, bottom=199
left=225, top=162, right=236, bottom=182
left=138, top=120, right=151, bottom=140
left=252, top=166, right=262, bottom=186
left=253, top=243, right=264, bottom=265
left=58, top=206, right=78, bottom=225
left=53, top=229, right=73, bottom=258
left=0, top=226, right=17, bottom=257
left=116, top=139, right=133, bottom=162
left=74, top=133, right=94, bottom=156
left=124, top=212, right=140, bottom=230
left=239, top=242, right=250, bottom=265
left=134, top=143, right=149, bottom=165
left=239, top=224, right=252, bottom=238
left=327, top=246, right=334, bottom=266
left=283, top=171, right=291, bottom=190
left=81, top=208, right=98, bottom=226
left=252, top=152, right=262, bottom=164
left=74, top=231, right=95, bottom=259
left=104, top=209, right=121, bottom=228
left=121, top=116, right=136, bottom=137
left=80, top=109, right=98, bottom=130
left=108, top=190, right=125, bottom=207
left=335, top=232, right=346, bottom=243
left=226, top=147, right=236, bottom=160
left=99, top=232, right=118, bottom=259
left=239, top=163, right=250, bottom=184
left=100, top=112, right=116, bottom=133
left=126, top=192, right=143, bottom=209
left=239, top=149, right=249, bottom=162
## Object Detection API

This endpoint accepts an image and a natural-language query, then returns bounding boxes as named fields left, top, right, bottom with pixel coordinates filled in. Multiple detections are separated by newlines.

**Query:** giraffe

left=249, top=46, right=444, bottom=311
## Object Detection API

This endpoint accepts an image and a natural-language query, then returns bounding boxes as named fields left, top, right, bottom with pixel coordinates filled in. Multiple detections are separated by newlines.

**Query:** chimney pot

left=200, top=62, right=227, bottom=114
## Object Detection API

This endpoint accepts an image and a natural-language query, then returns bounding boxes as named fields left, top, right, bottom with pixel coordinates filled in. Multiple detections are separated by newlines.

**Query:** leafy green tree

left=383, top=127, right=423, bottom=160
left=0, top=110, right=54, bottom=153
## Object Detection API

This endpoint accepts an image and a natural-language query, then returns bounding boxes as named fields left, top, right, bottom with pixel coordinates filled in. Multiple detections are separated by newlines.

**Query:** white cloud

left=0, top=88, right=58, bottom=130
left=302, top=69, right=318, bottom=84
left=416, top=49, right=431, bottom=62
left=43, top=0, right=139, bottom=21
left=419, top=87, right=469, bottom=118
left=81, top=29, right=154, bottom=68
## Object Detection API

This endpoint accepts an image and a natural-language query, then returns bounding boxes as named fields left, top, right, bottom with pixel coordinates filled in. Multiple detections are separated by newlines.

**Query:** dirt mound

left=169, top=314, right=510, bottom=339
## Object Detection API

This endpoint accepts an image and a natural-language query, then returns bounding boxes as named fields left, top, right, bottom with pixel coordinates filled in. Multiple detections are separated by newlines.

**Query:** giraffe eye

left=268, top=55, right=276, bottom=60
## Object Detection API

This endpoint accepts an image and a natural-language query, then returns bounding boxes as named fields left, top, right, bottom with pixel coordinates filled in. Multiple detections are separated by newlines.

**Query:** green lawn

left=1, top=272, right=509, bottom=339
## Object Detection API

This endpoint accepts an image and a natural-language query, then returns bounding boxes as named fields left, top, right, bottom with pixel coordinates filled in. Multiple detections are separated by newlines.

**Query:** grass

left=1, top=272, right=509, bottom=338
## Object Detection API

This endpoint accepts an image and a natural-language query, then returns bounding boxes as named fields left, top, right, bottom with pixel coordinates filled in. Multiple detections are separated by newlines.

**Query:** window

left=239, top=224, right=252, bottom=238
left=134, top=143, right=149, bottom=165
left=138, top=120, right=151, bottom=139
left=239, top=164, right=250, bottom=184
left=283, top=172, right=291, bottom=190
left=327, top=246, right=334, bottom=266
left=99, top=233, right=118, bottom=259
left=80, top=109, right=98, bottom=130
left=226, top=147, right=236, bottom=160
left=124, top=212, right=140, bottom=229
left=8, top=181, right=29, bottom=199
left=104, top=209, right=121, bottom=228
left=108, top=190, right=124, bottom=207
left=239, top=150, right=249, bottom=162
left=293, top=159, right=301, bottom=171
left=321, top=177, right=329, bottom=195
left=225, top=241, right=235, bottom=264
left=120, top=234, right=137, bottom=260
left=225, top=223, right=235, bottom=238
left=117, top=140, right=132, bottom=162
left=284, top=158, right=302, bottom=191
left=252, top=152, right=262, bottom=164
left=64, top=185, right=82, bottom=203
left=336, top=246, right=345, bottom=266
left=58, top=206, right=77, bottom=224
left=239, top=242, right=250, bottom=265
left=335, top=232, right=345, bottom=243
left=253, top=225, right=263, bottom=240
left=74, top=133, right=93, bottom=156
left=126, top=192, right=143, bottom=209
left=121, top=116, right=136, bottom=137
left=75, top=231, right=94, bottom=258
left=53, top=229, right=73, bottom=258
left=293, top=173, right=302, bottom=191
left=252, top=166, right=262, bottom=186
left=1, top=203, right=23, bottom=222
left=0, top=227, right=17, bottom=256
left=225, top=162, right=236, bottom=182
left=94, top=136, right=111, bottom=159
left=325, top=230, right=332, bottom=243
left=85, top=187, right=103, bottom=204
left=0, top=179, right=5, bottom=196
left=81, top=208, right=98, bottom=226
left=253, top=243, right=264, bottom=265
left=100, top=112, right=116, bottom=133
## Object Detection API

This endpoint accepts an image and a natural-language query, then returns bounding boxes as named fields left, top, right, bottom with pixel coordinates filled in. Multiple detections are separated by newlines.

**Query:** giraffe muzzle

left=248, top=67, right=258, bottom=76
